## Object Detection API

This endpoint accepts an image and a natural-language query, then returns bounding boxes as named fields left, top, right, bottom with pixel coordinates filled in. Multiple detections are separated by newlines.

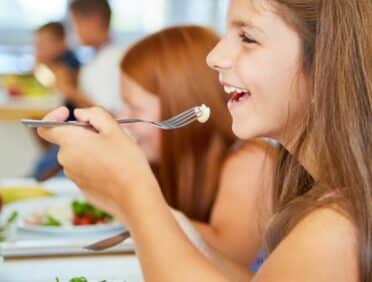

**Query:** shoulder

left=256, top=207, right=358, bottom=282
left=289, top=207, right=357, bottom=251
left=81, top=45, right=122, bottom=78
left=97, top=44, right=124, bottom=62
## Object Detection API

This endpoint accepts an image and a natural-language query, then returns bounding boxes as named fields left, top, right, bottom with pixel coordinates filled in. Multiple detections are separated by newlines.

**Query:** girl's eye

left=239, top=32, right=258, bottom=44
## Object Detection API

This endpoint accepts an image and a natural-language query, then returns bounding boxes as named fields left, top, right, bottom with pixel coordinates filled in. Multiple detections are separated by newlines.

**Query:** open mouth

left=223, top=85, right=251, bottom=104
left=230, top=91, right=250, bottom=102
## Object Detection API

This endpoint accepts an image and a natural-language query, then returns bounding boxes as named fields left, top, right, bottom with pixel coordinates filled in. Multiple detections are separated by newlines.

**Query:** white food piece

left=47, top=204, right=73, bottom=226
left=24, top=204, right=72, bottom=226
left=197, top=104, right=211, bottom=123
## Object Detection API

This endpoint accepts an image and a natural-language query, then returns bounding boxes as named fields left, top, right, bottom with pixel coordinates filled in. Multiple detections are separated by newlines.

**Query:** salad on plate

left=24, top=200, right=113, bottom=227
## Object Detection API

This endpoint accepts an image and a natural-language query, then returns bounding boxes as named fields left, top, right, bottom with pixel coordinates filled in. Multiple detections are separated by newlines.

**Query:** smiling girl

left=38, top=0, right=371, bottom=281
left=118, top=25, right=277, bottom=265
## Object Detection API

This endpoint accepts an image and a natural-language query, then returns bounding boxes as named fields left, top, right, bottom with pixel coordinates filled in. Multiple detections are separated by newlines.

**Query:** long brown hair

left=263, top=1, right=371, bottom=281
left=120, top=26, right=235, bottom=222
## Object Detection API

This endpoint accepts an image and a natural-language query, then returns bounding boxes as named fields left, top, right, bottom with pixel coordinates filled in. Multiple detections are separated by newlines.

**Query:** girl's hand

left=37, top=106, right=159, bottom=223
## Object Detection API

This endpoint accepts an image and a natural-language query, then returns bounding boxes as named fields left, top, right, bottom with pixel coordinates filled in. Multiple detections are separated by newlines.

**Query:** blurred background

left=0, top=0, right=228, bottom=178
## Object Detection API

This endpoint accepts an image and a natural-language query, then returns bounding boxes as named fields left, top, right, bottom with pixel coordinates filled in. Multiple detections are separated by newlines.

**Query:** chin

left=231, top=122, right=255, bottom=140
left=231, top=120, right=272, bottom=141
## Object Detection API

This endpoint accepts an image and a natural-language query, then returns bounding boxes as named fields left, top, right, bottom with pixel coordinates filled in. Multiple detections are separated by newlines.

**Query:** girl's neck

left=282, top=133, right=319, bottom=182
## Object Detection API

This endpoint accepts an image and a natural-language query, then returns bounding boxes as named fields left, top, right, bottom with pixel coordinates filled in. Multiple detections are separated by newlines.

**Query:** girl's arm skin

left=192, top=140, right=277, bottom=265
left=38, top=107, right=359, bottom=282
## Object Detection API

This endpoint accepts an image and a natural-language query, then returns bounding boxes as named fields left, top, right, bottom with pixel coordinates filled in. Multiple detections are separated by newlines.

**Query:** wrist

left=111, top=171, right=164, bottom=229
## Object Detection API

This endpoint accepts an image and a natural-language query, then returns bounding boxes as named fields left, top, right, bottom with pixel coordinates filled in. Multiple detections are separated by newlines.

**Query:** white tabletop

left=1, top=253, right=143, bottom=282
left=0, top=178, right=143, bottom=282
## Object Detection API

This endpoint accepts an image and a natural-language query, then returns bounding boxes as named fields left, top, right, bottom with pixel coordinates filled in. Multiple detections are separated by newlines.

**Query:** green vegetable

left=91, top=207, right=106, bottom=219
left=69, top=277, right=88, bottom=282
left=72, top=201, right=89, bottom=216
left=42, top=215, right=61, bottom=226
left=72, top=201, right=111, bottom=221
left=0, top=211, right=19, bottom=242
left=55, top=277, right=108, bottom=282
left=7, top=211, right=19, bottom=224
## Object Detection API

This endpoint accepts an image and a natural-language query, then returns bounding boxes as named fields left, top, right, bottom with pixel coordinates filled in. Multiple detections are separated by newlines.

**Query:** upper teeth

left=224, top=85, right=248, bottom=94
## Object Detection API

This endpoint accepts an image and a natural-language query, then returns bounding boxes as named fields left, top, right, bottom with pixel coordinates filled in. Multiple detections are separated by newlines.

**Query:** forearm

left=120, top=186, right=228, bottom=282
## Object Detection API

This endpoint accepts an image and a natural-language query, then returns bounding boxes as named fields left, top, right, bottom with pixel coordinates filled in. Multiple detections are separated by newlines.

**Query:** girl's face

left=118, top=74, right=161, bottom=163
left=207, top=0, right=308, bottom=144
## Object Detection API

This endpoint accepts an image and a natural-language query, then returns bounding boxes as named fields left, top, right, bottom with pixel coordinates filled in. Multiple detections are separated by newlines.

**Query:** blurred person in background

left=118, top=25, right=277, bottom=267
left=54, top=0, right=123, bottom=114
left=33, top=0, right=124, bottom=180
left=35, top=21, right=81, bottom=119
left=33, top=22, right=82, bottom=180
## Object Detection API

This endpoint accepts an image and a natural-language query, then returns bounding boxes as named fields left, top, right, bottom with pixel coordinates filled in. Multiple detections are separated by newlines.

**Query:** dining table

left=0, top=84, right=145, bottom=281
left=0, top=89, right=61, bottom=121
left=0, top=178, right=144, bottom=282
left=2, top=253, right=143, bottom=282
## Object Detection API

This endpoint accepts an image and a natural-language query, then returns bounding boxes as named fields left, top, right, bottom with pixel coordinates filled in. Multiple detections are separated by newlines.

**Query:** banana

left=0, top=187, right=53, bottom=204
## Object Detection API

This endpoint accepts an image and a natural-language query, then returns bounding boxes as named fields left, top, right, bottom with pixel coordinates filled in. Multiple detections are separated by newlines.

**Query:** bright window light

left=0, top=0, right=66, bottom=29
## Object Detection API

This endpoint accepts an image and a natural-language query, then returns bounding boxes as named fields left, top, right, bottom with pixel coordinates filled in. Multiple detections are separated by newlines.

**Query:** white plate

left=2, top=197, right=124, bottom=234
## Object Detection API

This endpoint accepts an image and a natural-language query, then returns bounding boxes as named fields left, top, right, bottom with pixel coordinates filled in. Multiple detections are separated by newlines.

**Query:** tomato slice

left=73, top=214, right=94, bottom=226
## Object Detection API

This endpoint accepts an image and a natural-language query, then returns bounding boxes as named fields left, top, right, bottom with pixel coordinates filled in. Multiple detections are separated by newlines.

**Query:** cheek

left=233, top=51, right=306, bottom=139
left=236, top=51, right=271, bottom=96
left=129, top=123, right=159, bottom=143
left=125, top=124, right=144, bottom=140
left=235, top=53, right=274, bottom=116
left=147, top=127, right=161, bottom=146
left=141, top=127, right=160, bottom=143
left=139, top=128, right=161, bottom=163
left=153, top=129, right=161, bottom=150
left=76, top=23, right=90, bottom=38
left=243, top=49, right=302, bottom=106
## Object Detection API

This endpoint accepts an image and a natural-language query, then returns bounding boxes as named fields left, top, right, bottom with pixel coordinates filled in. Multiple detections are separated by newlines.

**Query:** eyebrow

left=231, top=19, right=265, bottom=34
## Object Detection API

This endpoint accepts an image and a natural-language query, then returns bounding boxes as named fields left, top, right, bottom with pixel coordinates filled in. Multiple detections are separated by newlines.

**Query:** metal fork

left=84, top=230, right=131, bottom=251
left=21, top=106, right=204, bottom=130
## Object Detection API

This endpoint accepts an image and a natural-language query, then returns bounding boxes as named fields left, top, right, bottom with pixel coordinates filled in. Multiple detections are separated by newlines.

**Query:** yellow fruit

left=0, top=187, right=53, bottom=204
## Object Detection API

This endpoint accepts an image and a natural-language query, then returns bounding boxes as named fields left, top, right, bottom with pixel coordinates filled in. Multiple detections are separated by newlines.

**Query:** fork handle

left=21, top=119, right=88, bottom=128
left=116, top=118, right=147, bottom=124
left=21, top=118, right=147, bottom=128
